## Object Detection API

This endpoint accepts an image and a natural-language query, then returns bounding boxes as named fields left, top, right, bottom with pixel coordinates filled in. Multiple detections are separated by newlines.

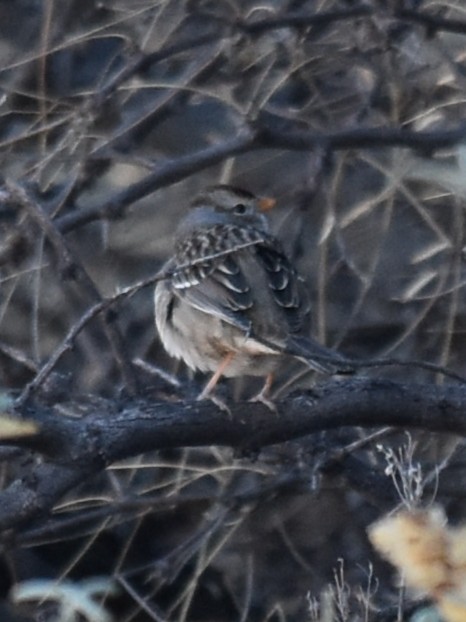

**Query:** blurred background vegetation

left=1, top=1, right=466, bottom=620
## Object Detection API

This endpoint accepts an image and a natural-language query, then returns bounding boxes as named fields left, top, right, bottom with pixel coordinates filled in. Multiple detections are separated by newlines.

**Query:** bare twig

left=51, top=124, right=466, bottom=235
left=7, top=180, right=138, bottom=397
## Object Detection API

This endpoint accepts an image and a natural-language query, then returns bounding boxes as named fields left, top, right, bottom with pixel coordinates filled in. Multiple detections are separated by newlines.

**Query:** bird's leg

left=249, top=373, right=278, bottom=414
left=197, top=352, right=235, bottom=413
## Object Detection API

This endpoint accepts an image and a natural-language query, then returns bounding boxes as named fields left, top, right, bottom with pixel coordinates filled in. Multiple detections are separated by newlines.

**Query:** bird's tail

left=285, top=335, right=355, bottom=375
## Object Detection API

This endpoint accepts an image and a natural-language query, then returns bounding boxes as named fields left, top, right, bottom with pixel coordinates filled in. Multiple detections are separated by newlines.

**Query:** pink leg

left=250, top=373, right=277, bottom=413
left=198, top=352, right=235, bottom=401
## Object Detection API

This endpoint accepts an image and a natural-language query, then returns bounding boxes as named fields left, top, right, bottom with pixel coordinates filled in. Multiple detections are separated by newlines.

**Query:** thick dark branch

left=240, top=7, right=372, bottom=33
left=396, top=8, right=466, bottom=35
left=55, top=131, right=256, bottom=233
left=85, top=5, right=466, bottom=110
left=241, top=7, right=466, bottom=37
left=91, top=8, right=372, bottom=109
left=1, top=378, right=465, bottom=532
left=53, top=124, right=466, bottom=234
left=256, top=122, right=466, bottom=152
left=29, top=378, right=465, bottom=460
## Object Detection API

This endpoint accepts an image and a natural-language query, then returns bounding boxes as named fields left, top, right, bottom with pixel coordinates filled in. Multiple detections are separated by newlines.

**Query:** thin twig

left=7, top=181, right=138, bottom=398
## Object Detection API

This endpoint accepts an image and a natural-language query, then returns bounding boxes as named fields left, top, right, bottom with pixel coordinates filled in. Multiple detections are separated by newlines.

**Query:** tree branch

left=55, top=130, right=257, bottom=233
left=1, top=377, right=465, bottom=532
left=52, top=123, right=466, bottom=235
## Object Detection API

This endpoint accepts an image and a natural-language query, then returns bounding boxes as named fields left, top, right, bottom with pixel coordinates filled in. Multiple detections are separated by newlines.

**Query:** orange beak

left=258, top=196, right=276, bottom=212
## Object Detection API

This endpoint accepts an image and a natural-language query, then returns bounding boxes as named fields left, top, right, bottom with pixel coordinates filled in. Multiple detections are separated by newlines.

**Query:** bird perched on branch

left=154, top=185, right=350, bottom=406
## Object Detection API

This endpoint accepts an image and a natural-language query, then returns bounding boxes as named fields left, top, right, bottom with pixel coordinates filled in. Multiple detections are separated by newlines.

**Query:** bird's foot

left=249, top=390, right=278, bottom=415
left=249, top=373, right=278, bottom=414
left=196, top=389, right=232, bottom=417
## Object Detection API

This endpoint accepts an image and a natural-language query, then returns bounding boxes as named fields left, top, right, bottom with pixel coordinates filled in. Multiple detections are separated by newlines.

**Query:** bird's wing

left=169, top=225, right=310, bottom=339
left=171, top=252, right=254, bottom=333
left=254, top=244, right=310, bottom=333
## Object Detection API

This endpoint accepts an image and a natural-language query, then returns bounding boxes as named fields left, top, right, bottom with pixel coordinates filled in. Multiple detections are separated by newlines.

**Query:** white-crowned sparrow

left=154, top=185, right=350, bottom=402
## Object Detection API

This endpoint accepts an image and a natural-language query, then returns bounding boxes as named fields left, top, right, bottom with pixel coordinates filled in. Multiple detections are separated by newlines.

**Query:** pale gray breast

left=154, top=215, right=312, bottom=375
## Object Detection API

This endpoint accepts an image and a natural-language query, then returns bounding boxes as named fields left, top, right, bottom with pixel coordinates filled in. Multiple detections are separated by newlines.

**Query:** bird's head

left=176, top=185, right=275, bottom=236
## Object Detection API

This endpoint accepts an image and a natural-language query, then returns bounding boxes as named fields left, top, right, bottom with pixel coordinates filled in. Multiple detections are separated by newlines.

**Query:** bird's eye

left=234, top=203, right=247, bottom=214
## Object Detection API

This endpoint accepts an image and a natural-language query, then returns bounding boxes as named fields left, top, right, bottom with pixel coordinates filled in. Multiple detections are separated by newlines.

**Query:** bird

left=154, top=184, right=351, bottom=406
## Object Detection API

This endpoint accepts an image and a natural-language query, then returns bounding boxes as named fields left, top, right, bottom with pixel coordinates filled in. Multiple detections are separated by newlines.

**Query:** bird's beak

left=258, top=197, right=276, bottom=212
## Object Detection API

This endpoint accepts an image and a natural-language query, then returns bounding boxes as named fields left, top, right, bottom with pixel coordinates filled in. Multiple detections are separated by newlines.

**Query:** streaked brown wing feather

left=255, top=245, right=309, bottom=332
left=169, top=224, right=310, bottom=338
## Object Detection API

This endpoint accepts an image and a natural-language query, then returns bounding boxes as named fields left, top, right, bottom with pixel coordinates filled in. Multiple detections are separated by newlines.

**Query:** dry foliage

left=369, top=507, right=466, bottom=622
left=1, top=1, right=466, bottom=621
